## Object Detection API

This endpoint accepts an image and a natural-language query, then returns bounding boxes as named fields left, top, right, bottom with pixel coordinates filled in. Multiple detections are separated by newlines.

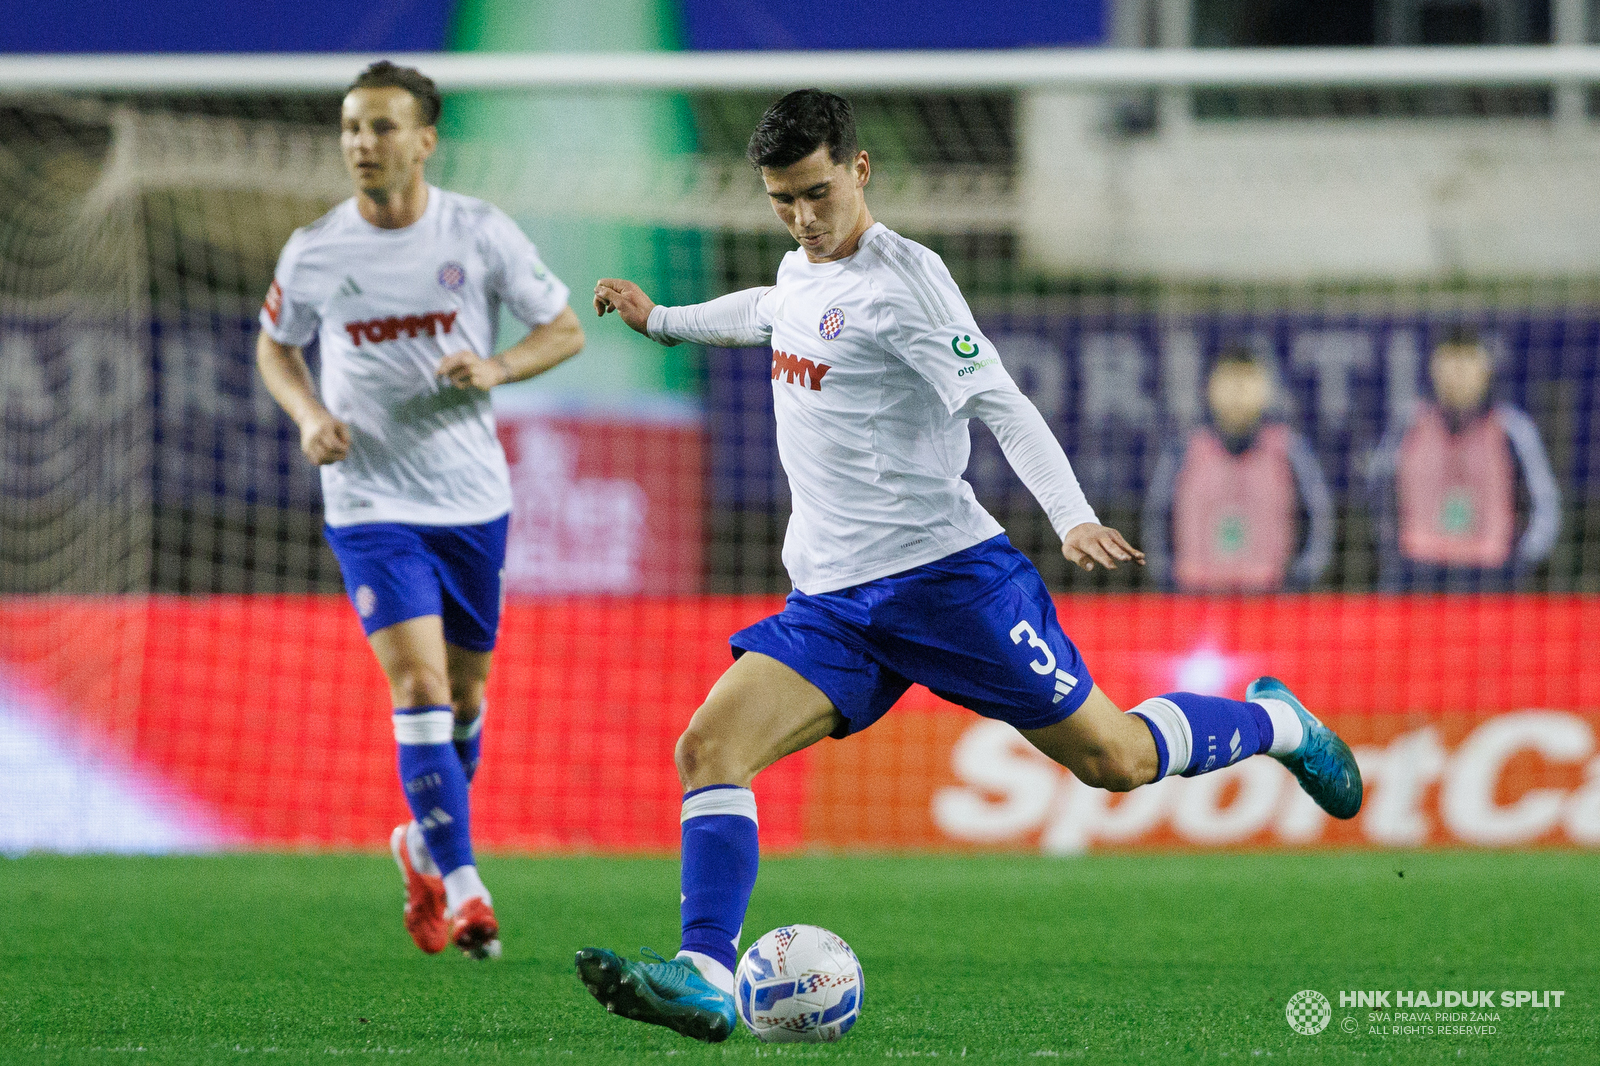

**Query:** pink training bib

left=1397, top=404, right=1515, bottom=568
left=1173, top=424, right=1296, bottom=592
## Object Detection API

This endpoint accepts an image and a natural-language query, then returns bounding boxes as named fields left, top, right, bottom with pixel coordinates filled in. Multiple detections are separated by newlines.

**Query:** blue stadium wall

left=0, top=0, right=1105, bottom=52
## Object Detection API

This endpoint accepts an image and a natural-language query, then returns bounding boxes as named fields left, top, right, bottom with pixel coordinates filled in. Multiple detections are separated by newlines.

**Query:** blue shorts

left=323, top=516, right=509, bottom=652
left=731, top=534, right=1093, bottom=738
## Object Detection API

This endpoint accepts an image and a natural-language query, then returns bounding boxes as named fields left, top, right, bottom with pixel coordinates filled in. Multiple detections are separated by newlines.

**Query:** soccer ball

left=734, top=924, right=863, bottom=1043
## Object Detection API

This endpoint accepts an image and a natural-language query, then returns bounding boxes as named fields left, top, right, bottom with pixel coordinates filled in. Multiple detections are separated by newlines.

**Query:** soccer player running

left=256, top=62, right=584, bottom=959
left=579, top=90, right=1361, bottom=1041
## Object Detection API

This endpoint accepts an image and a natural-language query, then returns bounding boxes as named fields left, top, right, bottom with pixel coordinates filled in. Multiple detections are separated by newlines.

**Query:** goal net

left=2, top=54, right=1597, bottom=854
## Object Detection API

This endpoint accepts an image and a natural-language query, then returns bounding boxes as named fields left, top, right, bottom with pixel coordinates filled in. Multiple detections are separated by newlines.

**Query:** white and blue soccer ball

left=734, top=924, right=863, bottom=1043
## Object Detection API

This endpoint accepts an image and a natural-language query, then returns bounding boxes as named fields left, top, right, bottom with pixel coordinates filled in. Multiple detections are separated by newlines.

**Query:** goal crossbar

left=10, top=46, right=1600, bottom=94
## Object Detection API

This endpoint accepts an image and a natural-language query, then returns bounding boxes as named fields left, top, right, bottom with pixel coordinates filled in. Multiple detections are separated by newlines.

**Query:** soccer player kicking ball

left=257, top=62, right=584, bottom=959
left=579, top=89, right=1361, bottom=1041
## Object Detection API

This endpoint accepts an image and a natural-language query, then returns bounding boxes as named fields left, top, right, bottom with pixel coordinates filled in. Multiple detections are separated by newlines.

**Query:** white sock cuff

left=443, top=865, right=490, bottom=912
left=678, top=950, right=736, bottom=995
left=1254, top=698, right=1304, bottom=757
left=393, top=709, right=454, bottom=745
left=454, top=707, right=485, bottom=742
left=1130, top=697, right=1193, bottom=778
left=681, top=785, right=758, bottom=826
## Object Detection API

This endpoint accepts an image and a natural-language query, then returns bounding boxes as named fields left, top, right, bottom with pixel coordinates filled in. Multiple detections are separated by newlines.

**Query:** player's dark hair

left=348, top=61, right=441, bottom=126
left=1434, top=324, right=1483, bottom=351
left=746, top=89, right=859, bottom=170
left=1211, top=345, right=1263, bottom=373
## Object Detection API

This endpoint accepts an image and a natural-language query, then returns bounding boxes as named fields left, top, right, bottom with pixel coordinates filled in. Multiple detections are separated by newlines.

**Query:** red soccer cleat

left=389, top=824, right=449, bottom=955
left=451, top=896, right=500, bottom=959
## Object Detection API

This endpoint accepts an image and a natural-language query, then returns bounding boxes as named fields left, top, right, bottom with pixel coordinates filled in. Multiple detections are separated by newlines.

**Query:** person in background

left=1144, top=348, right=1333, bottom=592
left=1369, top=327, right=1560, bottom=591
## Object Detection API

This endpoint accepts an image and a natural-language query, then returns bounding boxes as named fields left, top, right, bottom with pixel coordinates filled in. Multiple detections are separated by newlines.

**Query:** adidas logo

left=418, top=806, right=454, bottom=830
left=337, top=275, right=363, bottom=298
left=1228, top=728, right=1243, bottom=764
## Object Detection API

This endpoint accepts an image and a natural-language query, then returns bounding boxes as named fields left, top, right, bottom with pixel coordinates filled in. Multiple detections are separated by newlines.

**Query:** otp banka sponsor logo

left=343, top=310, right=459, bottom=347
left=953, top=333, right=998, bottom=377
left=771, top=349, right=832, bottom=391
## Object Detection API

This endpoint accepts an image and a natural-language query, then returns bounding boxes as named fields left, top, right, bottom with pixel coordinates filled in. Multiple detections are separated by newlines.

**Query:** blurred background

left=2, top=1, right=1597, bottom=857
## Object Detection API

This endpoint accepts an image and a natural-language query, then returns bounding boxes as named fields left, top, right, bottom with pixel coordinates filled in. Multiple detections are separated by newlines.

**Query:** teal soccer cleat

left=575, top=947, right=737, bottom=1043
left=1248, top=676, right=1364, bottom=820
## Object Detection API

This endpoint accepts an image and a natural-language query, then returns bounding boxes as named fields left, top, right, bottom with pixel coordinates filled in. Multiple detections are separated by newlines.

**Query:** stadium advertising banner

left=3, top=595, right=1596, bottom=855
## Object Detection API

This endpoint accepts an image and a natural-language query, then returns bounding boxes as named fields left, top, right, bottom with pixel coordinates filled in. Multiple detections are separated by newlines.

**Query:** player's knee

left=449, top=686, right=485, bottom=723
left=674, top=727, right=709, bottom=784
left=388, top=663, right=451, bottom=709
left=674, top=723, right=739, bottom=789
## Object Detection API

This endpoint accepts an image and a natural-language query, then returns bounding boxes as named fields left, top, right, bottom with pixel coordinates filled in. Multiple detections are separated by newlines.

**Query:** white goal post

left=7, top=46, right=1600, bottom=93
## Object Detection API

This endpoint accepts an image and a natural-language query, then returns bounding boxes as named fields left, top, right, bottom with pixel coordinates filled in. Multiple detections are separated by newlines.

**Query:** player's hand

left=1061, top=522, right=1145, bottom=573
left=593, top=278, right=656, bottom=336
left=300, top=412, right=351, bottom=465
left=437, top=349, right=509, bottom=391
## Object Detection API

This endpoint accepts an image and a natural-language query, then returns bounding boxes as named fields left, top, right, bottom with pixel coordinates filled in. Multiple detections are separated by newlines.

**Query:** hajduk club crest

left=437, top=261, right=467, bottom=291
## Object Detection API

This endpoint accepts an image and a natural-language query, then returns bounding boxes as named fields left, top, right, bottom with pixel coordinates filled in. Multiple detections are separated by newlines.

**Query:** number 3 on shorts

left=1009, top=620, right=1057, bottom=676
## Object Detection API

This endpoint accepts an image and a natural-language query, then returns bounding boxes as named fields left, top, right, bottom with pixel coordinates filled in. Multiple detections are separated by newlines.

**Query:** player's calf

left=394, top=705, right=502, bottom=956
left=1122, top=683, right=1361, bottom=818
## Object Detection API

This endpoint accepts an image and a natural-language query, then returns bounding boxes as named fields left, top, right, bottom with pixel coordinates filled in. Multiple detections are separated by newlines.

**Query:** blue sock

left=679, top=785, right=759, bottom=978
left=394, top=705, right=475, bottom=875
left=1130, top=693, right=1273, bottom=779
left=454, top=706, right=484, bottom=784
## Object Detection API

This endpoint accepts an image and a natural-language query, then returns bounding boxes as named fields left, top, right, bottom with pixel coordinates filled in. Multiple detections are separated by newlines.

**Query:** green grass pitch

left=1, top=852, right=1592, bottom=1064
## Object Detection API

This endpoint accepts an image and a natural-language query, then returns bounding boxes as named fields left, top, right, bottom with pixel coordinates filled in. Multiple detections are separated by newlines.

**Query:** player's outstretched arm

left=437, top=305, right=585, bottom=390
left=596, top=280, right=774, bottom=349
left=255, top=331, right=350, bottom=465
left=1061, top=522, right=1145, bottom=573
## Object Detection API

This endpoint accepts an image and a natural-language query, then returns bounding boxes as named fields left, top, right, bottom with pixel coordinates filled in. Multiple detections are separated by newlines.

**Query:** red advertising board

left=497, top=413, right=703, bottom=595
left=2, top=595, right=1597, bottom=852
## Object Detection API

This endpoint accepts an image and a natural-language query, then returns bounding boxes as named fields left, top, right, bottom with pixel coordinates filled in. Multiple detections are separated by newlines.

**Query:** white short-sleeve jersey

left=260, top=187, right=571, bottom=527
left=748, top=223, right=1013, bottom=593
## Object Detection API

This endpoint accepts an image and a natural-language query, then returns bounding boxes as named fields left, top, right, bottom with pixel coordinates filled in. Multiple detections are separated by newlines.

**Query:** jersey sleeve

left=646, top=287, right=777, bottom=347
left=259, top=230, right=321, bottom=347
left=875, top=243, right=1012, bottom=415
left=962, top=385, right=1099, bottom=539
left=482, top=208, right=571, bottom=328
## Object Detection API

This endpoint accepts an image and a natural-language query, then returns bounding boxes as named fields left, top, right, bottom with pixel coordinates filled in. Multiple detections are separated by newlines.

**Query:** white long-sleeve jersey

left=261, top=187, right=571, bottom=527
left=648, top=222, right=1096, bottom=593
